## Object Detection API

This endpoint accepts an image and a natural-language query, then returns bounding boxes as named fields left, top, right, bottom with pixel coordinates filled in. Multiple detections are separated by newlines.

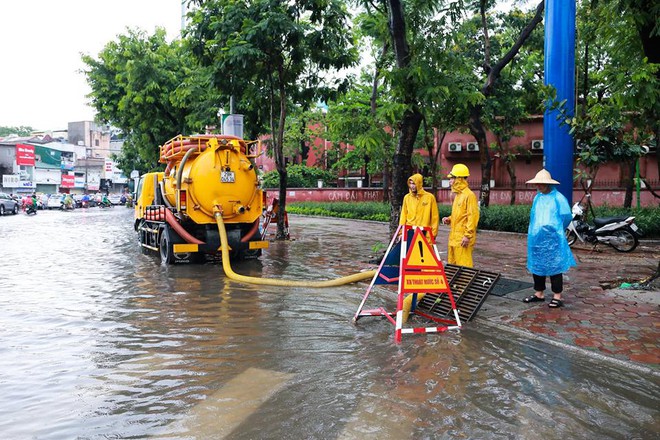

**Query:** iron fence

left=466, top=179, right=660, bottom=190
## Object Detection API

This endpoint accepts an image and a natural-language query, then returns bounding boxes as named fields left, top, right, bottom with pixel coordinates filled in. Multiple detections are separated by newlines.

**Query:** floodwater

left=0, top=208, right=657, bottom=439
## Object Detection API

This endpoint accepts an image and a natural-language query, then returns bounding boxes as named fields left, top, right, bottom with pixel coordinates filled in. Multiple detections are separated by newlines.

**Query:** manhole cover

left=489, top=277, right=534, bottom=297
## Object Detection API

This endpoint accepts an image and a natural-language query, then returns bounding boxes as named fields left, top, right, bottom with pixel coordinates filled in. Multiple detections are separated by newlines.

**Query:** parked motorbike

left=565, top=196, right=643, bottom=252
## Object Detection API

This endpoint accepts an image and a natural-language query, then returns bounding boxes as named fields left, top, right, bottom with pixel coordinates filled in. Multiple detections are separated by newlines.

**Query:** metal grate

left=415, top=264, right=500, bottom=322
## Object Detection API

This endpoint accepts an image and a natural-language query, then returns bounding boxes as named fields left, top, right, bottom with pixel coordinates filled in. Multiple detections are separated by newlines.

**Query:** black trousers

left=533, top=273, right=563, bottom=294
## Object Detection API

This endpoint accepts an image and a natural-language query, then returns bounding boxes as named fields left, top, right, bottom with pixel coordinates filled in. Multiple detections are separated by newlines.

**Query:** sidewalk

left=291, top=216, right=659, bottom=369
left=461, top=229, right=660, bottom=368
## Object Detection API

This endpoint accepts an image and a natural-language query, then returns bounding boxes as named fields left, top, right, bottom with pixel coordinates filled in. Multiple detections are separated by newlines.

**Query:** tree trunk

left=371, top=41, right=388, bottom=194
left=423, top=122, right=438, bottom=194
left=390, top=110, right=423, bottom=235
left=382, top=161, right=391, bottom=203
left=429, top=128, right=447, bottom=195
left=273, top=76, right=289, bottom=240
left=506, top=160, right=517, bottom=205
left=470, top=0, right=545, bottom=207
left=623, top=159, right=635, bottom=208
left=387, top=0, right=423, bottom=234
left=468, top=104, right=492, bottom=206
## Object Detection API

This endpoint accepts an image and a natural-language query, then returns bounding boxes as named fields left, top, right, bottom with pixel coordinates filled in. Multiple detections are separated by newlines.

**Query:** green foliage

left=591, top=205, right=660, bottom=238
left=261, top=165, right=337, bottom=189
left=0, top=126, right=33, bottom=137
left=478, top=204, right=532, bottom=234
left=547, top=0, right=660, bottom=187
left=188, top=0, right=358, bottom=150
left=82, top=28, right=220, bottom=176
left=325, top=83, right=398, bottom=176
left=285, top=201, right=659, bottom=238
left=287, top=202, right=392, bottom=222
left=287, top=201, right=452, bottom=223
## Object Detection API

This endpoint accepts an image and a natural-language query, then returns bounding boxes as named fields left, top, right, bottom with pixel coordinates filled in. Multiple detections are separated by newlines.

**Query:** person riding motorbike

left=101, top=194, right=111, bottom=207
left=26, top=194, right=38, bottom=215
left=63, top=194, right=74, bottom=209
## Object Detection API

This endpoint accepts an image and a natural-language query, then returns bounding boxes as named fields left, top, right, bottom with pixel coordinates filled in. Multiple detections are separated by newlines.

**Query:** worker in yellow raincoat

left=399, top=173, right=439, bottom=322
left=441, top=163, right=479, bottom=267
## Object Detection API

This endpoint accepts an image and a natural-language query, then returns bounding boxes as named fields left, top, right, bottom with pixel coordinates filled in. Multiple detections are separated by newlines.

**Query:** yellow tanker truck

left=134, top=134, right=269, bottom=263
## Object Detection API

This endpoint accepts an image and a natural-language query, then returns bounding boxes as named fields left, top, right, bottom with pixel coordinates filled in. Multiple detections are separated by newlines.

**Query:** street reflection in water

left=0, top=209, right=657, bottom=439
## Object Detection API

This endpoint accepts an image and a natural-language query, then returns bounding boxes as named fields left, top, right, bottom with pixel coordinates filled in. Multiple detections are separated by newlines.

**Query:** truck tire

left=160, top=229, right=175, bottom=264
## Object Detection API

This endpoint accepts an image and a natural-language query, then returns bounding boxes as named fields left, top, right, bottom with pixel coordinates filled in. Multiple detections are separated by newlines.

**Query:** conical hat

left=526, top=169, right=560, bottom=185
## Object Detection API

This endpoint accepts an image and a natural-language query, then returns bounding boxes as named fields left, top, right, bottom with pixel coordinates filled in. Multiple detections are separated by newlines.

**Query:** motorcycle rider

left=63, top=194, right=74, bottom=209
left=523, top=169, right=576, bottom=308
left=27, top=194, right=38, bottom=214
left=101, top=193, right=111, bottom=207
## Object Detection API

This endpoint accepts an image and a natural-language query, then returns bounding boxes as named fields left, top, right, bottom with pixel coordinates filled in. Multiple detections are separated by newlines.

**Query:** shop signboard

left=16, top=144, right=35, bottom=166
left=61, top=174, right=75, bottom=188
left=2, top=174, right=20, bottom=188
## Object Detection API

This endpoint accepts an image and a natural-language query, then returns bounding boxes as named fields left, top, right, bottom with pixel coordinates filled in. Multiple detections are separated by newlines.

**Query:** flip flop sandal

left=548, top=298, right=564, bottom=308
left=523, top=295, right=545, bottom=303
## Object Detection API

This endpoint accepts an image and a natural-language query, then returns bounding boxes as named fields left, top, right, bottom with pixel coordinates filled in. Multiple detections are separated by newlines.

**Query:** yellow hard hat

left=448, top=163, right=470, bottom=178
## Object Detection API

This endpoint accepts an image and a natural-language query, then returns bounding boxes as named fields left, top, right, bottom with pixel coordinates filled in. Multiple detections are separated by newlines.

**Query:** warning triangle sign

left=404, top=228, right=442, bottom=268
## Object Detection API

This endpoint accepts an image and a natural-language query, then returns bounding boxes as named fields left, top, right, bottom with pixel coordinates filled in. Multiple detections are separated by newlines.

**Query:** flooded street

left=0, top=208, right=658, bottom=439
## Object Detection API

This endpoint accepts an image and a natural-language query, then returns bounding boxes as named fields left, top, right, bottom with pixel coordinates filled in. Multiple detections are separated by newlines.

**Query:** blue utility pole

left=543, top=0, right=576, bottom=205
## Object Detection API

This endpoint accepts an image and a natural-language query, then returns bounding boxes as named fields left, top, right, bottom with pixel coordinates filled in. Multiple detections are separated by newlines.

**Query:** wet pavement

left=277, top=214, right=660, bottom=368
left=0, top=209, right=658, bottom=438
left=468, top=229, right=660, bottom=368
left=356, top=217, right=660, bottom=369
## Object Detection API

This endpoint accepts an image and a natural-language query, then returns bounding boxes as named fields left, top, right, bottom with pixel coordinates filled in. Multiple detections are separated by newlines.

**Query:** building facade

left=0, top=122, right=128, bottom=195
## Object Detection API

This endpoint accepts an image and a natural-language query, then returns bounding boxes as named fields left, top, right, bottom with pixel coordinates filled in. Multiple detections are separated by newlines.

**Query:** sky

left=0, top=0, right=183, bottom=131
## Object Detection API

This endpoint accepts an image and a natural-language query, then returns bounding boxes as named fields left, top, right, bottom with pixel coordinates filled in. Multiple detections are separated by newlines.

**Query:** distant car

left=107, top=194, right=122, bottom=205
left=0, top=192, right=20, bottom=215
left=47, top=194, right=65, bottom=210
left=39, top=194, right=49, bottom=210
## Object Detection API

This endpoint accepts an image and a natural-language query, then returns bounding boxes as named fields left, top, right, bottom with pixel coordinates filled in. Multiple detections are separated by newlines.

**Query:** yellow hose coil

left=215, top=212, right=376, bottom=287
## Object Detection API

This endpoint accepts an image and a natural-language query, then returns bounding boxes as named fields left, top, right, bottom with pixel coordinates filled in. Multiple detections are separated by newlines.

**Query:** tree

left=0, top=126, right=33, bottom=137
left=485, top=9, right=545, bottom=205
left=352, top=0, right=467, bottom=232
left=82, top=28, right=221, bottom=176
left=553, top=0, right=659, bottom=207
left=188, top=0, right=357, bottom=239
left=325, top=82, right=400, bottom=197
left=462, top=0, right=545, bottom=207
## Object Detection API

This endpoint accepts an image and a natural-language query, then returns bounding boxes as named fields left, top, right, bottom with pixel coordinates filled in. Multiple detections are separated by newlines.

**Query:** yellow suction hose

left=215, top=212, right=376, bottom=287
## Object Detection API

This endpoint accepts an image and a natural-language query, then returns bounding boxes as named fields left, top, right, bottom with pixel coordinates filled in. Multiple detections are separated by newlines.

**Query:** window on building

left=95, top=139, right=100, bottom=146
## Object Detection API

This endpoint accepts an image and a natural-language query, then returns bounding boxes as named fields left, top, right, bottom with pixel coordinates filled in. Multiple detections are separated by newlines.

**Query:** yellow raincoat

left=399, top=174, right=439, bottom=239
left=399, top=174, right=439, bottom=322
left=447, top=178, right=479, bottom=267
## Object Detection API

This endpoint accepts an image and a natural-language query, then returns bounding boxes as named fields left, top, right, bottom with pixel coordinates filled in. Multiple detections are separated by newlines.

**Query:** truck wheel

left=160, top=230, right=174, bottom=264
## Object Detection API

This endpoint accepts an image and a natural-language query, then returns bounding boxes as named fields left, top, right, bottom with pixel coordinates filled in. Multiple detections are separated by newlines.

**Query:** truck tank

left=134, top=134, right=269, bottom=263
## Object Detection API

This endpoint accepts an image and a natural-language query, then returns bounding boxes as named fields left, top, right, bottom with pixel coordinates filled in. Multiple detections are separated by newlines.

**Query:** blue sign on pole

left=544, top=0, right=576, bottom=205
